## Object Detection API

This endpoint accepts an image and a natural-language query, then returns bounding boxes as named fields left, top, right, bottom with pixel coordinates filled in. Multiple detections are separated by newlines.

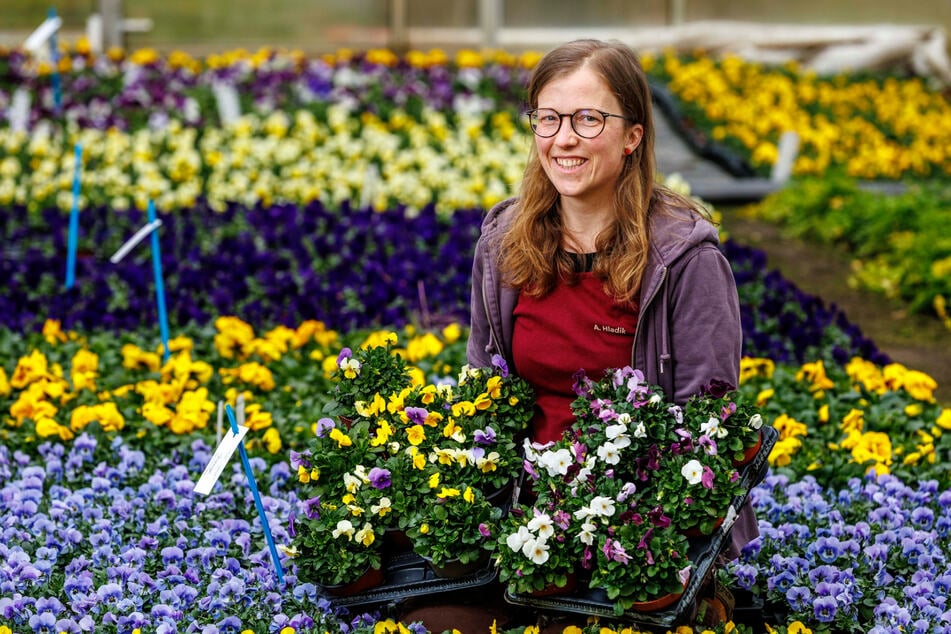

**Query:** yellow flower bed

left=648, top=53, right=951, bottom=180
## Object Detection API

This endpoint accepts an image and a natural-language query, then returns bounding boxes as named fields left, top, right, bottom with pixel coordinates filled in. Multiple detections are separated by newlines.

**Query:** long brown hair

left=499, top=39, right=657, bottom=303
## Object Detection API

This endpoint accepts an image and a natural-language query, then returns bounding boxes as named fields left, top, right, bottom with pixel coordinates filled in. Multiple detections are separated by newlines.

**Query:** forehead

left=536, top=66, right=618, bottom=111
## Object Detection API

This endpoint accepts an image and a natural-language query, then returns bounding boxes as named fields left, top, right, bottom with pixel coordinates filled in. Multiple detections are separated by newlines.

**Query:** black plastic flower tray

left=318, top=545, right=499, bottom=610
left=503, top=425, right=778, bottom=628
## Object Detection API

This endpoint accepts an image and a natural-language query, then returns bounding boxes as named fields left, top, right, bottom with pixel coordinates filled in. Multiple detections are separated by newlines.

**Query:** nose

left=553, top=115, right=579, bottom=144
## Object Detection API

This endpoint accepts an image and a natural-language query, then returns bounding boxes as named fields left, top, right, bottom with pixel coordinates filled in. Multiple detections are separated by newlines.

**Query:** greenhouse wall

left=2, top=0, right=950, bottom=55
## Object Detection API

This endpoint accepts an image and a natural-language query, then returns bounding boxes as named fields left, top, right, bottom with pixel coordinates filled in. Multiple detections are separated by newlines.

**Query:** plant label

left=9, top=89, right=31, bottom=132
left=194, top=424, right=250, bottom=495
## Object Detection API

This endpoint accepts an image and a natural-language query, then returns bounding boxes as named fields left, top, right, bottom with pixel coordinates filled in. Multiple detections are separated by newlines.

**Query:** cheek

left=535, top=136, right=553, bottom=156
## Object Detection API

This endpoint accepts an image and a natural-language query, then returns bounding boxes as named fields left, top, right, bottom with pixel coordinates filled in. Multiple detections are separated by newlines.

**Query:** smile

left=555, top=158, right=586, bottom=168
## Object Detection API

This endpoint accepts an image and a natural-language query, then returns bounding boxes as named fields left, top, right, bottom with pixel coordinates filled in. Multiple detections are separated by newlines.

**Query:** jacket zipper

left=631, top=265, right=668, bottom=370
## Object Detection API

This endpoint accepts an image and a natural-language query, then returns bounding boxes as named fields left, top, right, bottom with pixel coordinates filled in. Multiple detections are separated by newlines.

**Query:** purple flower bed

left=0, top=200, right=481, bottom=335
left=730, top=473, right=951, bottom=632
left=1, top=200, right=888, bottom=367
left=0, top=434, right=367, bottom=633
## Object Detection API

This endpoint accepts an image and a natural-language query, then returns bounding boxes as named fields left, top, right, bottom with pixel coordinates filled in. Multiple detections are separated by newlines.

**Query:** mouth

left=554, top=157, right=586, bottom=169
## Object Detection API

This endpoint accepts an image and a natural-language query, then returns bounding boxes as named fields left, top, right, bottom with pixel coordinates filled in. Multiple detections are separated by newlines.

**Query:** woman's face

left=534, top=65, right=643, bottom=212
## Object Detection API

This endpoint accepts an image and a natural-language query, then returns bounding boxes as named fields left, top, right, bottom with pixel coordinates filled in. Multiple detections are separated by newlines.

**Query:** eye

left=575, top=110, right=603, bottom=126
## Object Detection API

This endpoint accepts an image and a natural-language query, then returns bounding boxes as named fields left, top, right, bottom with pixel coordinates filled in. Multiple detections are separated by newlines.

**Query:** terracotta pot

left=322, top=565, right=384, bottom=596
left=629, top=580, right=687, bottom=613
left=733, top=430, right=763, bottom=467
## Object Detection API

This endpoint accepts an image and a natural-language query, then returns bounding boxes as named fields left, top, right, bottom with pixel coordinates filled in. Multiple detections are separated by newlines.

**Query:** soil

left=721, top=207, right=951, bottom=405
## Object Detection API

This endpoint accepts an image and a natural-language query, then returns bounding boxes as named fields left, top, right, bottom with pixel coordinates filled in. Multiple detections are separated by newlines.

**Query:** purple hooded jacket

left=466, top=194, right=757, bottom=559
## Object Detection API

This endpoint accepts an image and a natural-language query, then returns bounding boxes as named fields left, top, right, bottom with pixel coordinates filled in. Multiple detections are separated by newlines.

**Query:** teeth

left=556, top=158, right=584, bottom=168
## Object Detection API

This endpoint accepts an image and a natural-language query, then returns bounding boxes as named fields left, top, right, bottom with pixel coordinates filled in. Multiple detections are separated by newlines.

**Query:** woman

left=405, top=39, right=752, bottom=630
left=467, top=38, right=756, bottom=616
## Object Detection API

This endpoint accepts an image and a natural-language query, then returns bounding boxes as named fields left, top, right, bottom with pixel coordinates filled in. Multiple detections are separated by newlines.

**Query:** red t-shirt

left=512, top=272, right=639, bottom=444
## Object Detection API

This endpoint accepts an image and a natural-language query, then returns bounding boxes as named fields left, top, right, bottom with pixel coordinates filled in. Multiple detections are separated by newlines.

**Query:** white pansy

left=749, top=413, right=764, bottom=430
left=589, top=496, right=616, bottom=517
left=596, top=441, right=621, bottom=465
left=342, top=472, right=362, bottom=493
left=616, top=412, right=632, bottom=425
left=605, top=423, right=627, bottom=440
left=681, top=459, right=704, bottom=485
left=701, top=416, right=728, bottom=438
left=632, top=421, right=648, bottom=438
left=579, top=521, right=597, bottom=545
left=539, top=448, right=573, bottom=476
left=528, top=513, right=554, bottom=540
left=522, top=537, right=550, bottom=565
left=332, top=519, right=354, bottom=540
left=506, top=525, right=532, bottom=553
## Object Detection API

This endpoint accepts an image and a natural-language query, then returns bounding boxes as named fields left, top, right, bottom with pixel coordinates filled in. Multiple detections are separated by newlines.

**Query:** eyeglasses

left=526, top=108, right=634, bottom=138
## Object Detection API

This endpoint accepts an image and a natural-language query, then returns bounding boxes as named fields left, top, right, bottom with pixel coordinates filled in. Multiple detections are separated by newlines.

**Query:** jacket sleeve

left=666, top=242, right=742, bottom=403
left=466, top=233, right=494, bottom=369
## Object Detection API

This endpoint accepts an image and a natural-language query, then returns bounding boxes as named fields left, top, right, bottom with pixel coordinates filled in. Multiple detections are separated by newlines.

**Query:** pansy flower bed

left=3, top=40, right=951, bottom=634
left=1, top=318, right=949, bottom=633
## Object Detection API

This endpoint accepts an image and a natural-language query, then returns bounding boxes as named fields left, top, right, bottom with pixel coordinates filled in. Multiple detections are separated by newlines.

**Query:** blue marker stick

left=48, top=7, right=62, bottom=115
left=225, top=404, right=285, bottom=583
left=147, top=200, right=171, bottom=362
left=64, top=143, right=83, bottom=289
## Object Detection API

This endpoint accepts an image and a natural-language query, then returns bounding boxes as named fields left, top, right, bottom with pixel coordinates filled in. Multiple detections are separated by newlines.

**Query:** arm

left=466, top=234, right=495, bottom=369
left=667, top=243, right=742, bottom=403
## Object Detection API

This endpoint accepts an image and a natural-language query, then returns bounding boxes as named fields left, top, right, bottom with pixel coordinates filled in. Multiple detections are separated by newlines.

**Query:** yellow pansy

left=41, top=319, right=69, bottom=345
left=740, top=356, right=775, bottom=383
left=840, top=408, right=864, bottom=434
left=243, top=403, right=273, bottom=431
left=937, top=409, right=951, bottom=430
left=142, top=402, right=174, bottom=427
left=796, top=360, right=835, bottom=393
left=408, top=446, right=427, bottom=470
left=769, top=437, right=803, bottom=467
left=452, top=400, right=476, bottom=417
left=755, top=388, right=774, bottom=407
left=485, top=375, right=503, bottom=398
left=329, top=427, right=353, bottom=448
left=406, top=425, right=426, bottom=446
left=262, top=427, right=282, bottom=454
left=356, top=393, right=387, bottom=417
left=35, top=416, right=74, bottom=441
left=437, top=487, right=461, bottom=499
left=121, top=343, right=162, bottom=372
left=11, top=349, right=51, bottom=389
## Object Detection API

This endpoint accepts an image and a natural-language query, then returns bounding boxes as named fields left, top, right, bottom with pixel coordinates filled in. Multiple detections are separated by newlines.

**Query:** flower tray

left=503, top=425, right=777, bottom=627
left=317, top=547, right=499, bottom=609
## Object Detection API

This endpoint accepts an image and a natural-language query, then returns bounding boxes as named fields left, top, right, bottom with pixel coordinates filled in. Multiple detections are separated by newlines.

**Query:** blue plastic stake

left=48, top=7, right=62, bottom=115
left=64, top=143, right=83, bottom=289
left=148, top=200, right=171, bottom=362
left=225, top=404, right=285, bottom=583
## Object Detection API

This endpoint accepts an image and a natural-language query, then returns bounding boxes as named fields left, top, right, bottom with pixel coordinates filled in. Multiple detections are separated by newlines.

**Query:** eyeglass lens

left=529, top=109, right=606, bottom=138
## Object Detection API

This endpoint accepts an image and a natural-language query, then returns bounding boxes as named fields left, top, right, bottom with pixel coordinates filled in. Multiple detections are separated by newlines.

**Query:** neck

left=559, top=200, right=613, bottom=253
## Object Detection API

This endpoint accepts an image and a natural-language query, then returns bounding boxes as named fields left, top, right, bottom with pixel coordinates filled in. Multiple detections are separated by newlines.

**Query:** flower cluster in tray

left=497, top=366, right=765, bottom=614
left=289, top=335, right=533, bottom=586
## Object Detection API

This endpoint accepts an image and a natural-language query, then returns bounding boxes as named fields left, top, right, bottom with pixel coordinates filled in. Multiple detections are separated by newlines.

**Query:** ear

left=624, top=124, right=644, bottom=155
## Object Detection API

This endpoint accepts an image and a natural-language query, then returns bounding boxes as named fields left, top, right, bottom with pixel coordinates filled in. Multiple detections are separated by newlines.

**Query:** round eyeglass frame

left=525, top=108, right=634, bottom=138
